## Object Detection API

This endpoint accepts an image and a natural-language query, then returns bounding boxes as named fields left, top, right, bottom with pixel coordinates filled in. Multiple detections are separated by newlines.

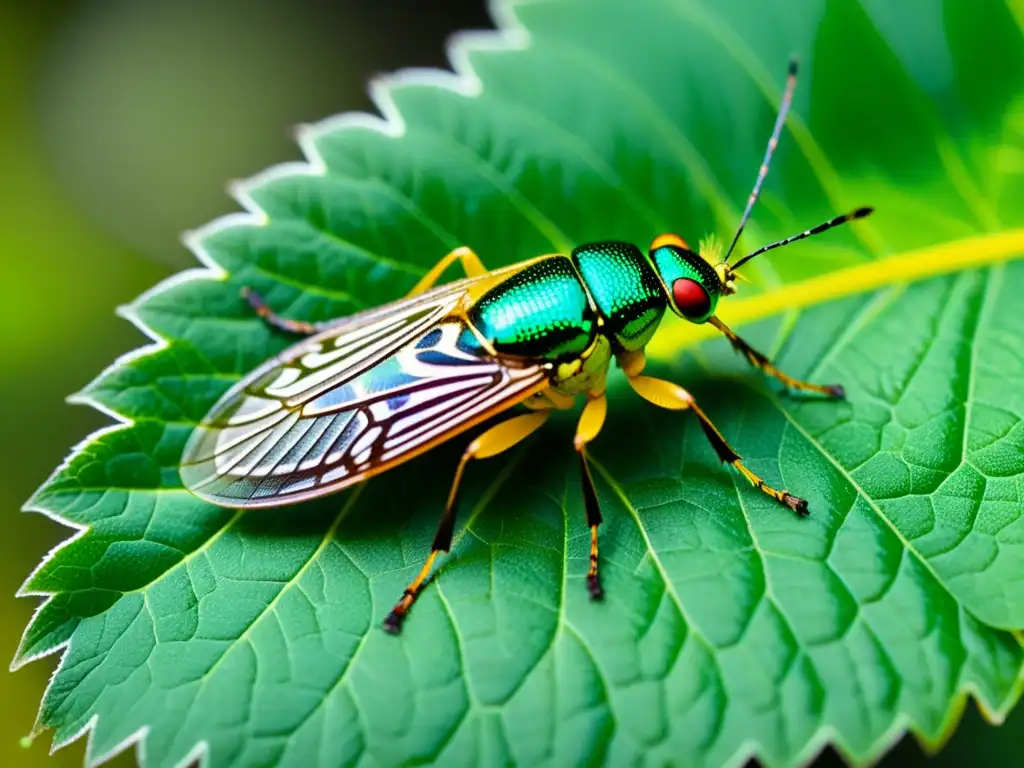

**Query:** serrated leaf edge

left=11, top=1, right=534, bottom=765
left=12, top=0, right=1024, bottom=765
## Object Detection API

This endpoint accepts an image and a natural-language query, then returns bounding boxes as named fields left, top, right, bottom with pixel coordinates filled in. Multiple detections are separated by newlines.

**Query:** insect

left=181, top=60, right=873, bottom=633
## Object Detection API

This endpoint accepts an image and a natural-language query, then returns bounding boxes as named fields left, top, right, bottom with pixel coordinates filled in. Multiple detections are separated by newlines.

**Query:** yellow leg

left=627, top=374, right=809, bottom=516
left=243, top=245, right=489, bottom=335
left=709, top=316, right=844, bottom=398
left=407, top=246, right=488, bottom=297
left=383, top=409, right=551, bottom=633
left=575, top=394, right=608, bottom=599
left=522, top=389, right=576, bottom=411
left=616, top=349, right=647, bottom=378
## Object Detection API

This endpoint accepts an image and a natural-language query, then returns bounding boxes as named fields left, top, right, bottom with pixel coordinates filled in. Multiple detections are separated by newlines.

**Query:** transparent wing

left=180, top=287, right=549, bottom=507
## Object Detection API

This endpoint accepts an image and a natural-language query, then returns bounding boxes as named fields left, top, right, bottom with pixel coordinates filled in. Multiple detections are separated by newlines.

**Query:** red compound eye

left=672, top=278, right=710, bottom=319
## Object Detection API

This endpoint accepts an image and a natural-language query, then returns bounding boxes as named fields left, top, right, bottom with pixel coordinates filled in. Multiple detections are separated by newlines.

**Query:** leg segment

left=407, top=246, right=487, bottom=297
left=383, top=409, right=551, bottom=633
left=574, top=394, right=608, bottom=599
left=709, top=316, right=844, bottom=398
left=627, top=374, right=809, bottom=516
left=242, top=287, right=321, bottom=335
left=522, top=389, right=576, bottom=411
left=244, top=245, right=487, bottom=335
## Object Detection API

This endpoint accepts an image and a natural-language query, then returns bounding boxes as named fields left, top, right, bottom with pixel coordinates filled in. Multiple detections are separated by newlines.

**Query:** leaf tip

left=17, top=721, right=47, bottom=752
left=224, top=178, right=254, bottom=209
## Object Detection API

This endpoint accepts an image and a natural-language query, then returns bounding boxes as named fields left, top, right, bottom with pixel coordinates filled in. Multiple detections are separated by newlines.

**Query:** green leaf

left=15, top=0, right=1024, bottom=766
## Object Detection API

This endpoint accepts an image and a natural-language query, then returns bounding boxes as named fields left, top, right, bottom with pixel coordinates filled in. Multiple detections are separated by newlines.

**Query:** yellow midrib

left=646, top=229, right=1024, bottom=359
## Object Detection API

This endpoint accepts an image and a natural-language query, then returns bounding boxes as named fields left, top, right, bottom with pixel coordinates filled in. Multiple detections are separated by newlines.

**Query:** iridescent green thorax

left=649, top=243, right=722, bottom=322
left=571, top=241, right=666, bottom=351
left=467, top=255, right=595, bottom=360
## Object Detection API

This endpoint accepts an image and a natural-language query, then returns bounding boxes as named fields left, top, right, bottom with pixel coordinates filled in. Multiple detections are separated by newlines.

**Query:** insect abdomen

left=467, top=255, right=596, bottom=360
left=572, top=241, right=666, bottom=351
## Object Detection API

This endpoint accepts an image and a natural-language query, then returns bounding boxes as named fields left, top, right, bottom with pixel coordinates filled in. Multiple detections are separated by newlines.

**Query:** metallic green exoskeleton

left=181, top=59, right=874, bottom=634
left=460, top=239, right=729, bottom=397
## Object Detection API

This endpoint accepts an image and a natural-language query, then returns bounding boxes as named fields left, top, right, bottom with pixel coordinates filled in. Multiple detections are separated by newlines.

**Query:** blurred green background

left=0, top=1, right=1019, bottom=766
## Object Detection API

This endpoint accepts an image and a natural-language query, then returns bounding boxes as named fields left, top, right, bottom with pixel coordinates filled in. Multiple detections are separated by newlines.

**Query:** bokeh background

left=0, top=1, right=1019, bottom=766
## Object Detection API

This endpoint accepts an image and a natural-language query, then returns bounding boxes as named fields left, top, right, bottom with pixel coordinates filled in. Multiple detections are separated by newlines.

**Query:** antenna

left=723, top=58, right=799, bottom=264
left=730, top=207, right=874, bottom=271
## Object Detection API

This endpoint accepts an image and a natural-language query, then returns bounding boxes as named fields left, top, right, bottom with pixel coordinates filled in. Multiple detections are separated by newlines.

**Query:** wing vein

left=181, top=285, right=551, bottom=507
